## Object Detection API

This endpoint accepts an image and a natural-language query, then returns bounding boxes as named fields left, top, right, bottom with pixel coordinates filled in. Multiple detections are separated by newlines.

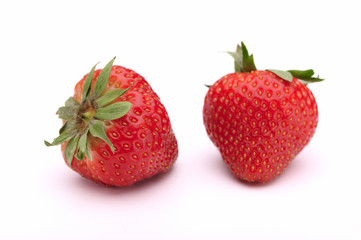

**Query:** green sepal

left=96, top=87, right=130, bottom=108
left=65, top=97, right=81, bottom=109
left=75, top=150, right=84, bottom=160
left=77, top=129, right=92, bottom=160
left=84, top=142, right=91, bottom=160
left=57, top=106, right=75, bottom=120
left=228, top=42, right=257, bottom=73
left=240, top=42, right=257, bottom=72
left=89, top=120, right=115, bottom=153
left=78, top=130, right=88, bottom=153
left=64, top=135, right=80, bottom=166
left=56, top=97, right=81, bottom=120
left=227, top=44, right=242, bottom=73
left=94, top=102, right=132, bottom=120
left=82, top=62, right=99, bottom=102
left=59, top=120, right=77, bottom=134
left=267, top=69, right=294, bottom=82
left=266, top=69, right=324, bottom=84
left=44, top=129, right=77, bottom=147
left=288, top=69, right=324, bottom=83
left=288, top=69, right=314, bottom=79
left=93, top=57, right=116, bottom=97
left=59, top=123, right=67, bottom=134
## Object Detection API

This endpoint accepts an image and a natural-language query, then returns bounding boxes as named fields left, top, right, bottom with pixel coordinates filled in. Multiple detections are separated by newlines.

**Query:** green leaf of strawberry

left=266, top=69, right=293, bottom=82
left=266, top=69, right=324, bottom=84
left=44, top=129, right=77, bottom=146
left=94, top=102, right=132, bottom=120
left=288, top=69, right=324, bottom=83
left=228, top=42, right=257, bottom=73
left=89, top=120, right=115, bottom=153
left=64, top=135, right=80, bottom=165
left=45, top=57, right=132, bottom=165
left=77, top=129, right=91, bottom=159
left=82, top=62, right=99, bottom=102
left=96, top=87, right=131, bottom=108
left=93, top=57, right=116, bottom=97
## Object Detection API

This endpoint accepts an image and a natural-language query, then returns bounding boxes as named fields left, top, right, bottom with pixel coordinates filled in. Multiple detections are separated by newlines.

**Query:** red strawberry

left=203, top=43, right=323, bottom=183
left=45, top=57, right=178, bottom=187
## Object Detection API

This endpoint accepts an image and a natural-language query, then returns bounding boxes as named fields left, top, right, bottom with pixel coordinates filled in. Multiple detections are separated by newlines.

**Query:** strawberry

left=203, top=43, right=323, bottom=183
left=45, top=57, right=178, bottom=187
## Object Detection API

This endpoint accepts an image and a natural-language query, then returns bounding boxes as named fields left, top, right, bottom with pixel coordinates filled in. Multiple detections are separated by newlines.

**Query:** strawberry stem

left=83, top=109, right=96, bottom=122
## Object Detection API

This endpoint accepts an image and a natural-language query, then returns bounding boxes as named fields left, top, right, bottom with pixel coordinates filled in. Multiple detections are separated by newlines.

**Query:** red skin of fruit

left=203, top=70, right=318, bottom=183
left=61, top=66, right=178, bottom=187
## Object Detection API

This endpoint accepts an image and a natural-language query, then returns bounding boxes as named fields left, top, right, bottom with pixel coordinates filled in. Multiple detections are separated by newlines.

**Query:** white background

left=1, top=0, right=360, bottom=239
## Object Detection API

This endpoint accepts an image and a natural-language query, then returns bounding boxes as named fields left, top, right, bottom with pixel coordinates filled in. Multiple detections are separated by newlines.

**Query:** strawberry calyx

left=227, top=42, right=257, bottom=73
left=45, top=57, right=133, bottom=166
left=228, top=42, right=324, bottom=84
left=266, top=69, right=324, bottom=84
